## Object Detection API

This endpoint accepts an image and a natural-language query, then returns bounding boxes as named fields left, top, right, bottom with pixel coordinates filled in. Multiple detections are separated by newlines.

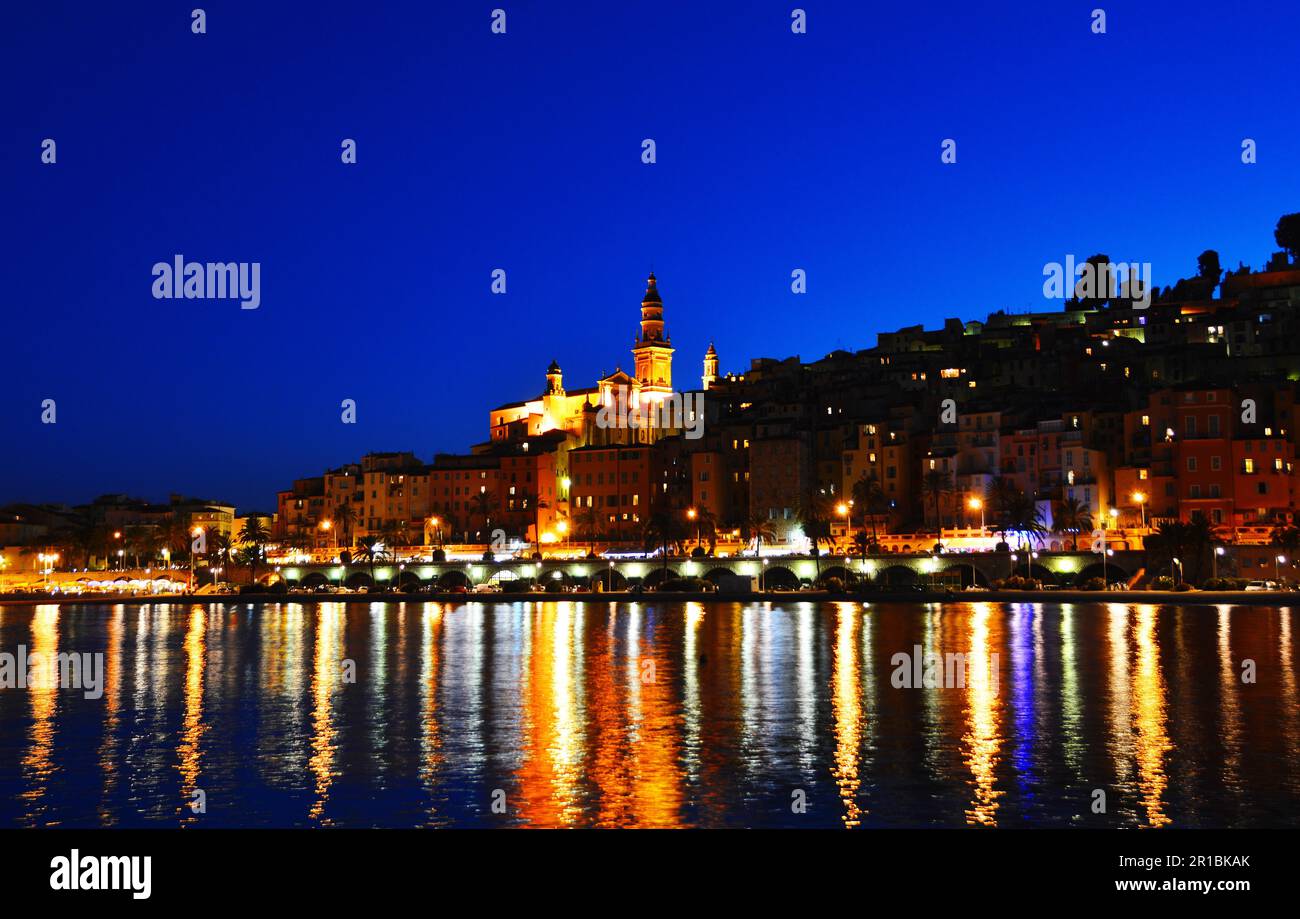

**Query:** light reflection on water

left=0, top=600, right=1298, bottom=829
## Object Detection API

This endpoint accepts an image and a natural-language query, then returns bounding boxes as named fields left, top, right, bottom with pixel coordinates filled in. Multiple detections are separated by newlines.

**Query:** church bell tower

left=632, top=272, right=674, bottom=398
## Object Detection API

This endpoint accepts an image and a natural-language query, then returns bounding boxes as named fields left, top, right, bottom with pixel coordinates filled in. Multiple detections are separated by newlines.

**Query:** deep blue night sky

left=3, top=1, right=1298, bottom=511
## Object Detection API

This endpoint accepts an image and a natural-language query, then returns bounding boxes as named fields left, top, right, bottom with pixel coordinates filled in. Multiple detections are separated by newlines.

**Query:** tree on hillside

left=1197, top=249, right=1222, bottom=281
left=1275, top=212, right=1300, bottom=262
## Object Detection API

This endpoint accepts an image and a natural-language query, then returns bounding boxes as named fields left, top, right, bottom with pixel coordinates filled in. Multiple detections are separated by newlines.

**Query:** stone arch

left=877, top=564, right=919, bottom=587
left=762, top=566, right=799, bottom=590
left=593, top=568, right=628, bottom=591
left=301, top=571, right=329, bottom=588
left=1076, top=561, right=1129, bottom=585
left=545, top=569, right=574, bottom=587
left=397, top=569, right=422, bottom=588
left=437, top=569, right=472, bottom=589
left=344, top=571, right=374, bottom=590
left=941, top=564, right=990, bottom=588
left=818, top=565, right=854, bottom=586
left=642, top=566, right=679, bottom=588
left=1016, top=562, right=1057, bottom=584
left=703, top=567, right=733, bottom=585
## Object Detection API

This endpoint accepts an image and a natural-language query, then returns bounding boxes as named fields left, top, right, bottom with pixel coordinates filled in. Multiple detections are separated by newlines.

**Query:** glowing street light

left=190, top=526, right=205, bottom=590
left=1132, top=491, right=1147, bottom=528
left=967, top=496, right=984, bottom=532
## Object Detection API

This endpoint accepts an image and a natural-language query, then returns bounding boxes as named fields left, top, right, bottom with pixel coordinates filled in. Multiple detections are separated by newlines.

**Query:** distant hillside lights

left=1042, top=255, right=1151, bottom=309
left=151, top=255, right=261, bottom=310
left=596, top=385, right=704, bottom=440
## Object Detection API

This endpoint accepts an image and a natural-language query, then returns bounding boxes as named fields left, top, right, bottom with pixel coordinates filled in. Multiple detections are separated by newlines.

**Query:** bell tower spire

left=632, top=271, right=674, bottom=398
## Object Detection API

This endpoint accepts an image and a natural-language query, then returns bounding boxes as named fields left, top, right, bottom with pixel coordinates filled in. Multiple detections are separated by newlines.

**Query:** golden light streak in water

left=588, top=604, right=633, bottom=827
left=831, top=602, right=864, bottom=827
left=920, top=604, right=943, bottom=775
left=1216, top=606, right=1243, bottom=798
left=1105, top=603, right=1134, bottom=789
left=1131, top=605, right=1171, bottom=828
left=962, top=602, right=1003, bottom=826
left=1278, top=610, right=1300, bottom=795
left=21, top=605, right=59, bottom=824
left=626, top=606, right=684, bottom=827
left=682, top=602, right=704, bottom=784
left=259, top=602, right=308, bottom=780
left=308, top=603, right=343, bottom=824
left=419, top=603, right=445, bottom=824
left=97, top=606, right=124, bottom=825
left=515, top=603, right=586, bottom=826
left=176, top=606, right=206, bottom=824
left=1058, top=605, right=1084, bottom=778
left=795, top=604, right=817, bottom=767
left=368, top=603, right=391, bottom=773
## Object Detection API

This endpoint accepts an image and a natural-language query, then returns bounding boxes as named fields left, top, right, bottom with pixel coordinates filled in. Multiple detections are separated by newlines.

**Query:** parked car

left=1245, top=580, right=1277, bottom=591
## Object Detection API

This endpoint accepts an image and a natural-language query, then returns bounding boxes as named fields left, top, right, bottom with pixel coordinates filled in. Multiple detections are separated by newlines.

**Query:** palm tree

left=238, top=516, right=271, bottom=586
left=53, top=518, right=96, bottom=570
left=693, top=506, right=719, bottom=554
left=159, top=516, right=190, bottom=567
left=985, top=477, right=1022, bottom=547
left=352, top=536, right=380, bottom=586
left=744, top=514, right=777, bottom=556
left=642, top=502, right=687, bottom=583
left=210, top=532, right=233, bottom=585
left=796, top=495, right=833, bottom=579
left=333, top=503, right=356, bottom=547
left=1007, top=494, right=1048, bottom=551
left=851, top=471, right=888, bottom=556
left=288, top=526, right=314, bottom=556
left=379, top=518, right=409, bottom=554
left=533, top=497, right=549, bottom=554
left=1054, top=496, right=1094, bottom=550
left=576, top=506, right=603, bottom=554
left=124, top=524, right=152, bottom=569
left=471, top=491, right=493, bottom=531
left=920, top=469, right=954, bottom=542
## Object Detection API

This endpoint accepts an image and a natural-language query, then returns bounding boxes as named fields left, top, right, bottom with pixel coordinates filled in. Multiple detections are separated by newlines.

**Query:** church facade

left=488, top=273, right=715, bottom=448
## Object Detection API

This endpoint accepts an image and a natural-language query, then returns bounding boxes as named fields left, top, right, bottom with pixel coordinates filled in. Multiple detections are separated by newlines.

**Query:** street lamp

left=836, top=502, right=850, bottom=553
left=687, top=507, right=699, bottom=548
left=1171, top=556, right=1182, bottom=586
left=190, top=526, right=204, bottom=590
left=1132, top=492, right=1147, bottom=529
left=968, top=496, right=984, bottom=533
left=1213, top=546, right=1225, bottom=581
left=1276, top=554, right=1286, bottom=586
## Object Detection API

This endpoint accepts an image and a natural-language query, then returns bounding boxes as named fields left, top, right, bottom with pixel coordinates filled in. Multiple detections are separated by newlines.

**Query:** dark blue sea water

left=1, top=600, right=1297, bottom=827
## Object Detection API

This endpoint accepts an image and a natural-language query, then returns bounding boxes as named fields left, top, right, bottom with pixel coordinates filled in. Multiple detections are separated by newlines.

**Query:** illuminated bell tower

left=632, top=272, right=674, bottom=398
left=702, top=342, right=718, bottom=390
left=541, top=359, right=566, bottom=432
